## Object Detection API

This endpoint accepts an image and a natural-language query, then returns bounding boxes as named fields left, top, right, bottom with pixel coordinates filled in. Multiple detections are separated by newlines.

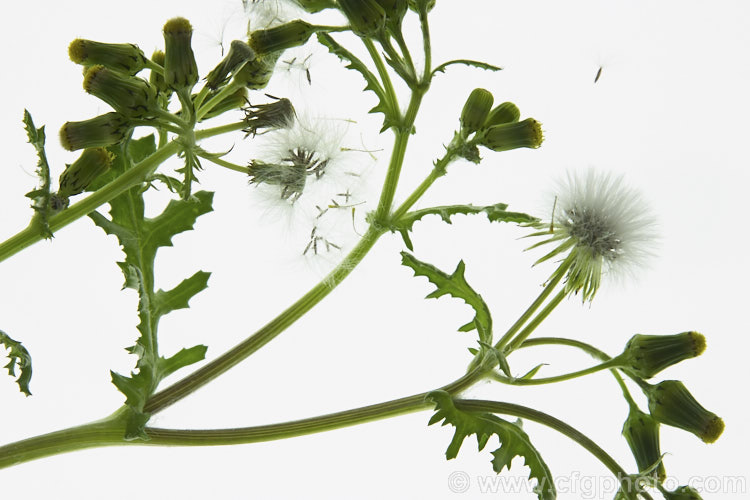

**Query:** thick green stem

left=506, top=289, right=567, bottom=353
left=363, top=39, right=399, bottom=116
left=144, top=224, right=386, bottom=414
left=0, top=140, right=181, bottom=264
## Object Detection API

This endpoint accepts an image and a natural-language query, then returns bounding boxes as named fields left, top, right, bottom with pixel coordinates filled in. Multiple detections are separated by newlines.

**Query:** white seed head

left=531, top=169, right=657, bottom=301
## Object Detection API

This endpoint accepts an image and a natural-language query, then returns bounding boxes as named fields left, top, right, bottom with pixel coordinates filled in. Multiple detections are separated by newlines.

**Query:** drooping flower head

left=529, top=169, right=657, bottom=301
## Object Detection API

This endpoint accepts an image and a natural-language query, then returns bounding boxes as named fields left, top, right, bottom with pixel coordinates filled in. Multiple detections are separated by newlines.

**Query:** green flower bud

left=233, top=51, right=281, bottom=90
left=58, top=148, right=114, bottom=198
left=338, top=0, right=387, bottom=37
left=619, top=332, right=706, bottom=379
left=289, top=0, right=338, bottom=12
left=662, top=485, right=703, bottom=500
left=200, top=87, right=248, bottom=121
left=149, top=50, right=170, bottom=95
left=205, top=40, right=256, bottom=90
left=59, top=113, right=130, bottom=151
left=480, top=118, right=543, bottom=152
left=68, top=39, right=147, bottom=75
left=243, top=96, right=296, bottom=136
left=249, top=20, right=316, bottom=56
left=249, top=160, right=307, bottom=201
left=621, top=406, right=666, bottom=482
left=645, top=380, right=724, bottom=443
left=460, top=88, right=494, bottom=134
left=163, top=17, right=199, bottom=91
left=83, top=65, right=157, bottom=118
left=485, top=102, right=521, bottom=127
left=375, top=0, right=408, bottom=26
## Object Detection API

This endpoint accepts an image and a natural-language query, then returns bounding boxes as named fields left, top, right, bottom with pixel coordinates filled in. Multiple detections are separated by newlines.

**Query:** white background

left=1, top=1, right=748, bottom=499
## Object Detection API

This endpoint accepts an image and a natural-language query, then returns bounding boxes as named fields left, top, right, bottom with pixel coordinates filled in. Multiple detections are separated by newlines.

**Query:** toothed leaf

left=159, top=345, right=208, bottom=379
left=432, top=59, right=502, bottom=79
left=428, top=391, right=556, bottom=500
left=153, top=271, right=211, bottom=317
left=317, top=32, right=397, bottom=131
left=392, top=203, right=537, bottom=250
left=401, top=252, right=492, bottom=345
left=22, top=110, right=54, bottom=239
left=1, top=330, right=33, bottom=396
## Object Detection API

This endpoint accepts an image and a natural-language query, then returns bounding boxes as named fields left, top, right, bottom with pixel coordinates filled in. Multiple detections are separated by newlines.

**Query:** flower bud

left=57, top=148, right=114, bottom=198
left=289, top=0, right=337, bottom=12
left=619, top=332, right=706, bottom=379
left=233, top=51, right=281, bottom=90
left=68, top=39, right=147, bottom=75
left=662, top=485, right=703, bottom=499
left=249, top=20, right=316, bottom=56
left=621, top=406, right=666, bottom=481
left=243, top=96, right=296, bottom=136
left=59, top=112, right=130, bottom=151
left=375, top=0, right=408, bottom=26
left=338, top=0, right=387, bottom=37
left=205, top=40, right=256, bottom=90
left=645, top=380, right=724, bottom=443
left=485, top=102, right=520, bottom=127
left=83, top=65, right=157, bottom=118
left=200, top=87, right=248, bottom=121
left=149, top=50, right=170, bottom=95
left=480, top=118, right=543, bottom=152
left=460, top=88, right=494, bottom=134
left=163, top=17, right=199, bottom=91
left=249, top=160, right=307, bottom=201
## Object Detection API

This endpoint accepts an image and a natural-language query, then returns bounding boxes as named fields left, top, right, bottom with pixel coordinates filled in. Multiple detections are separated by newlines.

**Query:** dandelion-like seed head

left=531, top=169, right=657, bottom=301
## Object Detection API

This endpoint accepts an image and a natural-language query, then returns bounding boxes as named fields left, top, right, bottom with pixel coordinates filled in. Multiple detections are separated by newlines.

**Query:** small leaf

left=401, top=253, right=492, bottom=345
left=431, top=59, right=502, bottom=79
left=159, top=345, right=208, bottom=379
left=1, top=330, right=33, bottom=396
left=22, top=110, right=54, bottom=239
left=520, top=363, right=548, bottom=380
left=392, top=203, right=538, bottom=250
left=428, top=391, right=556, bottom=500
left=152, top=271, right=211, bottom=317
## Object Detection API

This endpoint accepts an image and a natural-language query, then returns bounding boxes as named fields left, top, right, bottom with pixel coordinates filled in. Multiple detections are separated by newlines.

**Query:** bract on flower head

left=529, top=169, right=657, bottom=301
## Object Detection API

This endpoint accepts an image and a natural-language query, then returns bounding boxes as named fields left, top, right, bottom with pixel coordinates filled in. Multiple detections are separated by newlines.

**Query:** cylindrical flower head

left=460, top=88, right=494, bottom=134
left=662, top=485, right=703, bottom=499
left=480, top=118, right=543, bottom=152
left=338, top=0, right=387, bottom=37
left=645, top=380, right=724, bottom=443
left=290, top=0, right=338, bottom=13
left=83, top=65, right=157, bottom=118
left=205, top=40, right=256, bottom=90
left=200, top=87, right=248, bottom=121
left=484, top=102, right=521, bottom=127
left=243, top=97, right=296, bottom=136
left=68, top=39, right=147, bottom=75
left=248, top=160, right=307, bottom=201
left=249, top=20, right=316, bottom=56
left=620, top=332, right=706, bottom=379
left=233, top=51, right=281, bottom=90
left=57, top=148, right=114, bottom=198
left=621, top=406, right=666, bottom=481
left=59, top=112, right=130, bottom=151
left=163, top=17, right=199, bottom=91
left=149, top=50, right=170, bottom=95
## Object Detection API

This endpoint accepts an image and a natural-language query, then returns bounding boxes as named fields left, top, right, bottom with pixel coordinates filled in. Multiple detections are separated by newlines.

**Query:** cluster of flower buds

left=453, top=87, right=542, bottom=162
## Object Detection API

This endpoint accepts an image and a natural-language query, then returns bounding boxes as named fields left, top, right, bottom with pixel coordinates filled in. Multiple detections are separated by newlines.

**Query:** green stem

left=493, top=256, right=573, bottom=351
left=491, top=358, right=620, bottom=385
left=390, top=147, right=457, bottom=221
left=197, top=152, right=248, bottom=174
left=374, top=91, right=424, bottom=223
left=506, top=288, right=567, bottom=353
left=519, top=337, right=637, bottom=407
left=390, top=29, right=417, bottom=80
left=417, top=6, right=432, bottom=79
left=195, top=121, right=246, bottom=140
left=363, top=38, right=399, bottom=116
left=0, top=140, right=181, bottom=264
left=196, top=81, right=240, bottom=122
left=144, top=223, right=386, bottom=414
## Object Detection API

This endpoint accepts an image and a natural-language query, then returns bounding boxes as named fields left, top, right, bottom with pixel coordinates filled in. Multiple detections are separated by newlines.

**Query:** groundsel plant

left=0, top=1, right=727, bottom=499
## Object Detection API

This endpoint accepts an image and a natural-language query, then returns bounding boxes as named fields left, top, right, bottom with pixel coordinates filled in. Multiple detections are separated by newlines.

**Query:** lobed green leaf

left=428, top=391, right=556, bottom=500
left=431, top=59, right=502, bottom=79
left=1, top=330, right=33, bottom=396
left=22, top=110, right=54, bottom=239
